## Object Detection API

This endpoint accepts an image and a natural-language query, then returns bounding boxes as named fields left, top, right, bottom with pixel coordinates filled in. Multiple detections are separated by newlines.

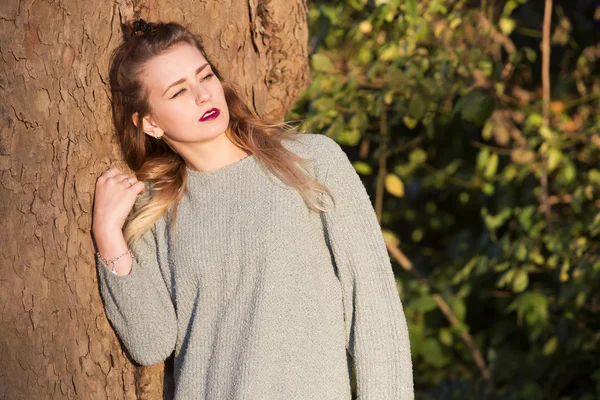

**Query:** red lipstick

left=199, top=108, right=220, bottom=122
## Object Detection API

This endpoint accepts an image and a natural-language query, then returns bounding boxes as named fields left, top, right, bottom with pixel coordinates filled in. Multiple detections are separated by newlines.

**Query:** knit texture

left=96, top=133, right=414, bottom=399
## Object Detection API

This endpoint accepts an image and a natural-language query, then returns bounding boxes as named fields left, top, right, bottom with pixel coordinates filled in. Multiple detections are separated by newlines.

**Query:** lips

left=199, top=108, right=220, bottom=122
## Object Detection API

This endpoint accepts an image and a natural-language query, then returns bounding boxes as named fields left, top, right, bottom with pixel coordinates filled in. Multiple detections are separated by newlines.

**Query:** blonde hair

left=108, top=19, right=333, bottom=247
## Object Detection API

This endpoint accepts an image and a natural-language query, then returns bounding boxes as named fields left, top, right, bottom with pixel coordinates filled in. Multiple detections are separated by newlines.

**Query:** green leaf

left=498, top=269, right=516, bottom=288
left=539, top=126, right=555, bottom=140
left=518, top=206, right=535, bottom=230
left=409, top=93, right=427, bottom=120
left=420, top=78, right=440, bottom=98
left=482, top=207, right=512, bottom=231
left=452, top=256, right=479, bottom=284
left=311, top=97, right=336, bottom=112
left=327, top=116, right=360, bottom=145
left=384, top=69, right=409, bottom=87
left=503, top=164, right=517, bottom=181
left=409, top=149, right=428, bottom=165
left=479, top=60, right=493, bottom=77
left=406, top=0, right=418, bottom=20
left=438, top=328, right=453, bottom=346
left=411, top=295, right=438, bottom=313
left=482, top=122, right=493, bottom=141
left=589, top=169, right=600, bottom=185
left=524, top=47, right=537, bottom=63
left=448, top=296, right=466, bottom=322
left=508, top=292, right=548, bottom=326
left=412, top=229, right=424, bottom=242
left=353, top=161, right=372, bottom=176
left=560, top=161, right=576, bottom=183
left=421, top=338, right=450, bottom=368
left=512, top=270, right=529, bottom=293
left=454, top=90, right=495, bottom=126
left=529, top=252, right=545, bottom=265
left=449, top=18, right=462, bottom=30
left=477, top=148, right=490, bottom=172
left=502, top=0, right=519, bottom=17
left=499, top=18, right=516, bottom=35
left=414, top=21, right=431, bottom=43
left=339, top=129, right=361, bottom=146
left=485, top=153, right=499, bottom=178
left=403, top=116, right=418, bottom=129
left=515, top=242, right=527, bottom=261
left=311, top=53, right=334, bottom=72
left=357, top=46, right=373, bottom=64
left=482, top=182, right=495, bottom=195
left=525, top=113, right=544, bottom=130
left=348, top=113, right=367, bottom=131
left=493, top=262, right=510, bottom=272
left=575, top=291, right=586, bottom=309
left=543, top=336, right=559, bottom=356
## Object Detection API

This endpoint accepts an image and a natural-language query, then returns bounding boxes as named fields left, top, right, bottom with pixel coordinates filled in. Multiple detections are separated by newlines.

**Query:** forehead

left=142, top=43, right=209, bottom=93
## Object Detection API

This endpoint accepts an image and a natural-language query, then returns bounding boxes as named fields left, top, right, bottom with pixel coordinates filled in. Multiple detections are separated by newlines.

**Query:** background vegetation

left=289, top=0, right=600, bottom=398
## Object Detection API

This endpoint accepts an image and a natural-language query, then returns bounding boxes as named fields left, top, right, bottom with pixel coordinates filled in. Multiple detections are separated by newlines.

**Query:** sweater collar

left=185, top=153, right=257, bottom=183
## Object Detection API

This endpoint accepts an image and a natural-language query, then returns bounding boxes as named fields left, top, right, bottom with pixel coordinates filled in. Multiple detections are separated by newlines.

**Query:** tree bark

left=0, top=0, right=310, bottom=398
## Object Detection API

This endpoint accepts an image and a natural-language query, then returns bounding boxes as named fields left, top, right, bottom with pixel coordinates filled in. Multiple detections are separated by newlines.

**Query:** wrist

left=96, top=249, right=134, bottom=275
left=92, top=223, right=122, bottom=238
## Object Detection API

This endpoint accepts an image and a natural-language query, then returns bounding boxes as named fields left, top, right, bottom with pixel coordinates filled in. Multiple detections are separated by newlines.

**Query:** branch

left=374, top=110, right=388, bottom=223
left=384, top=238, right=492, bottom=381
left=540, top=0, right=554, bottom=232
left=478, top=13, right=517, bottom=81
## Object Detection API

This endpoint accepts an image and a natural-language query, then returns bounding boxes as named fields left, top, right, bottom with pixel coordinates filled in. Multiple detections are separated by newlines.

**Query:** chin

left=206, top=124, right=231, bottom=141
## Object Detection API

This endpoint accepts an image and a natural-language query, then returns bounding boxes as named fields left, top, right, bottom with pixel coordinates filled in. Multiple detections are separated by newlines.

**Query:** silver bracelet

left=96, top=249, right=134, bottom=275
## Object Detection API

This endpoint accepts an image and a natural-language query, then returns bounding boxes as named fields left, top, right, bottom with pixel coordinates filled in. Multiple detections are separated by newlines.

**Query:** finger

left=129, top=181, right=146, bottom=195
left=98, top=167, right=122, bottom=181
left=121, top=176, right=138, bottom=188
left=118, top=174, right=138, bottom=184
left=103, top=167, right=122, bottom=177
left=128, top=175, right=138, bottom=184
left=108, top=173, right=131, bottom=183
left=97, top=172, right=132, bottom=189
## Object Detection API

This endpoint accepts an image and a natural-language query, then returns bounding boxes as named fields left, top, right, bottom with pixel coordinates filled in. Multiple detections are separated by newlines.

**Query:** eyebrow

left=162, top=63, right=210, bottom=96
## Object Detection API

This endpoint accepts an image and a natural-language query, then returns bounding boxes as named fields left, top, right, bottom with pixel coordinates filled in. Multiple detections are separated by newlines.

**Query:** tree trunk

left=0, top=0, right=310, bottom=398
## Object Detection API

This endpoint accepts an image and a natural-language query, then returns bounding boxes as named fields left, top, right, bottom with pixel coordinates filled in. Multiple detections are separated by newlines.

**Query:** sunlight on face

left=141, top=42, right=230, bottom=144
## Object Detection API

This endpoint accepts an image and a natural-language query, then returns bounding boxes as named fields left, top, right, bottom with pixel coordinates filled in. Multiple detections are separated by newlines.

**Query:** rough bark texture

left=0, top=0, right=310, bottom=398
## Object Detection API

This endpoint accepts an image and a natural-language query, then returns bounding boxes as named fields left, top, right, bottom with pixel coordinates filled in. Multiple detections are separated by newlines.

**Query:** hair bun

left=132, top=19, right=153, bottom=36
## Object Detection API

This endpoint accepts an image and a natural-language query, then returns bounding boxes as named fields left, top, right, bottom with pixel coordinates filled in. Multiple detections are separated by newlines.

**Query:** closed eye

left=170, top=73, right=216, bottom=99
left=171, top=89, right=186, bottom=98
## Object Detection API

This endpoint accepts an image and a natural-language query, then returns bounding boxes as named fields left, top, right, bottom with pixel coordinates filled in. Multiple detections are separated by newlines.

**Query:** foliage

left=290, top=0, right=600, bottom=398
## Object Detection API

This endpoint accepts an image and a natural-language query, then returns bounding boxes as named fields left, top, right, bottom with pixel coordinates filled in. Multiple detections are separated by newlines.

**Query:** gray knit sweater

left=96, top=133, right=414, bottom=399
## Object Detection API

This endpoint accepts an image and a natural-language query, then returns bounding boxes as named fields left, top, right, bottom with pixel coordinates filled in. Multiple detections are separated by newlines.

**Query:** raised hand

left=92, top=167, right=145, bottom=276
left=92, top=167, right=145, bottom=235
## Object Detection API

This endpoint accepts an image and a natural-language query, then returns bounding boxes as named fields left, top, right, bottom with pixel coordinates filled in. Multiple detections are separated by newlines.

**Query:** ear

left=132, top=112, right=165, bottom=139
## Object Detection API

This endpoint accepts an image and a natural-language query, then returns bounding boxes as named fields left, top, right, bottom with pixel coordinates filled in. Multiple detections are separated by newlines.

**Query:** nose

left=194, top=83, right=211, bottom=105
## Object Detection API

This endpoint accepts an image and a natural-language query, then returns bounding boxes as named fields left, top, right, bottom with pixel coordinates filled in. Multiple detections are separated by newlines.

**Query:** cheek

left=212, top=82, right=227, bottom=103
left=166, top=101, right=194, bottom=121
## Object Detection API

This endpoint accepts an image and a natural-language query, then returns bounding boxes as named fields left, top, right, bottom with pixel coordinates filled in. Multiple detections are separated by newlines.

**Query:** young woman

left=92, top=19, right=413, bottom=399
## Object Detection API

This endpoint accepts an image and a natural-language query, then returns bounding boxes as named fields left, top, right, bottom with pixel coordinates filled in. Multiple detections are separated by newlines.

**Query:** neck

left=172, top=132, right=251, bottom=173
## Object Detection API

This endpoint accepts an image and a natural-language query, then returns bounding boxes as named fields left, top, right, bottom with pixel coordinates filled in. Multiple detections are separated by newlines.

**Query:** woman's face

left=136, top=42, right=230, bottom=145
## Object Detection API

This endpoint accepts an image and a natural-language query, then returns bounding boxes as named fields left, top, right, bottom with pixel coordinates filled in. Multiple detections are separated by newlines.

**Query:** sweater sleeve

left=316, top=135, right=414, bottom=399
left=96, top=213, right=178, bottom=366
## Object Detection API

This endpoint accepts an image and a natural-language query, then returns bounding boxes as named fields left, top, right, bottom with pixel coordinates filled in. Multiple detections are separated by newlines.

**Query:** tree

left=291, top=0, right=599, bottom=397
left=0, top=1, right=310, bottom=398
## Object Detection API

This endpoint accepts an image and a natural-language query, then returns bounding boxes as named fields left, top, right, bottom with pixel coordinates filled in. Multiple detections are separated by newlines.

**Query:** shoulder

left=282, top=133, right=344, bottom=163
left=281, top=133, right=352, bottom=185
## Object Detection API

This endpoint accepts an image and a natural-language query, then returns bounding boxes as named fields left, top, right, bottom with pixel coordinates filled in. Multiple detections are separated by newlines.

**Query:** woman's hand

left=92, top=167, right=145, bottom=235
